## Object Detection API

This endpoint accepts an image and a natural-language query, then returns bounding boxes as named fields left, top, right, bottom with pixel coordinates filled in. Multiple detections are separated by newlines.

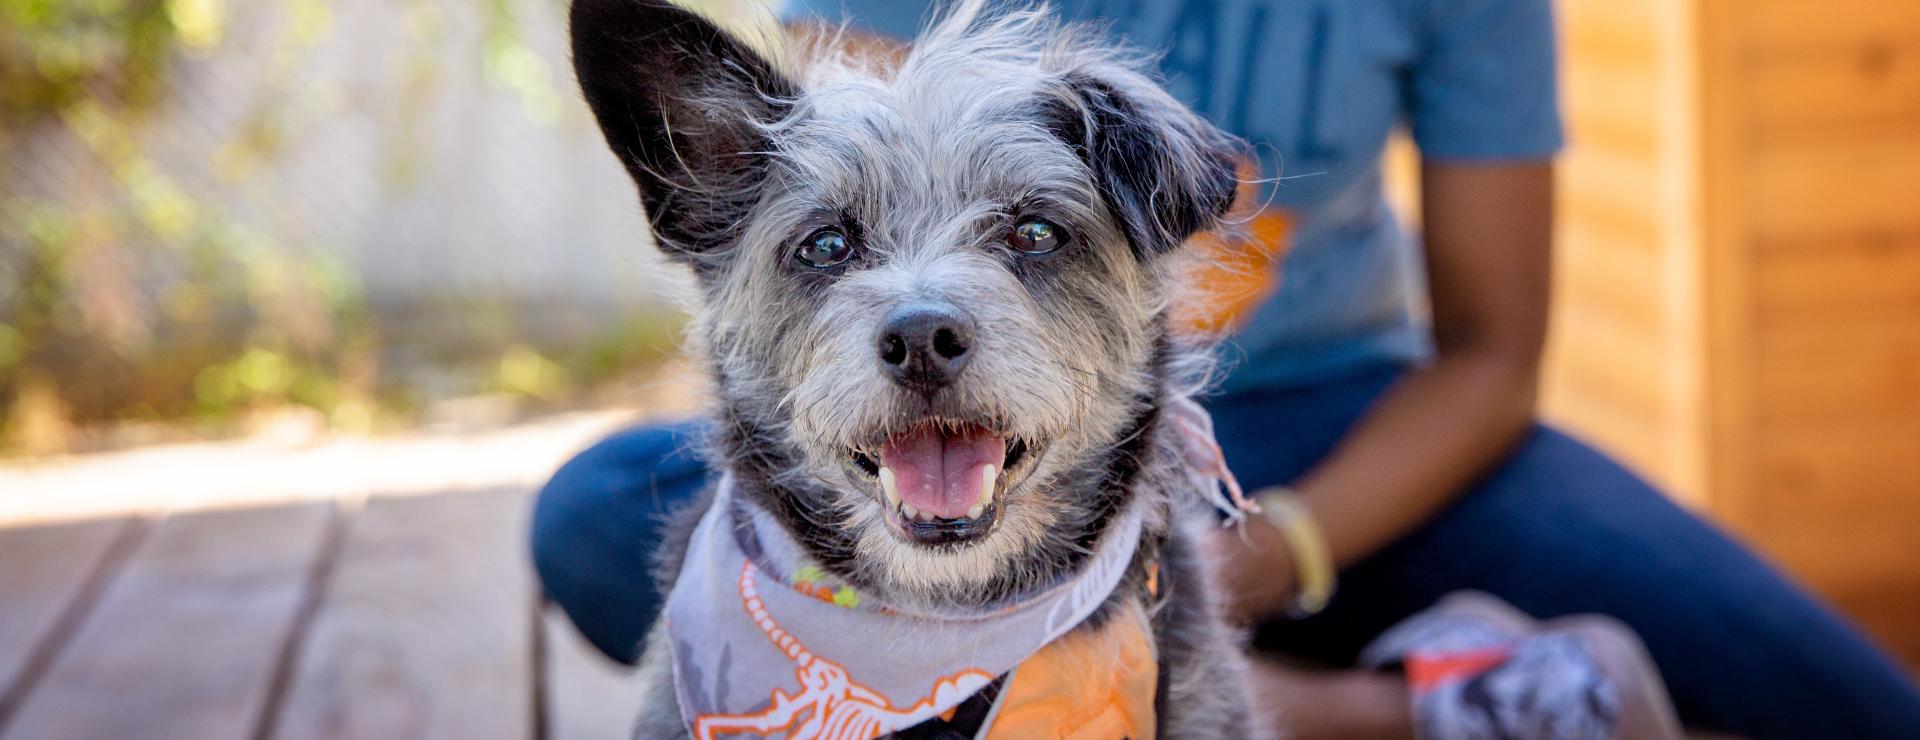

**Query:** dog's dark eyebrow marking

left=1036, top=73, right=1242, bottom=260
left=838, top=207, right=868, bottom=244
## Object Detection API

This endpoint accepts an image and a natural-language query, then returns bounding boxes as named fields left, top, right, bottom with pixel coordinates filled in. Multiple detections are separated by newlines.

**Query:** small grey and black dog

left=571, top=0, right=1261, bottom=736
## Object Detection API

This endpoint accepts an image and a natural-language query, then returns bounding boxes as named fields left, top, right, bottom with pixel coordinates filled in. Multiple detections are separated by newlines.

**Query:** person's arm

left=1214, top=0, right=1562, bottom=621
left=1314, top=158, right=1553, bottom=567
left=1214, top=160, right=1553, bottom=620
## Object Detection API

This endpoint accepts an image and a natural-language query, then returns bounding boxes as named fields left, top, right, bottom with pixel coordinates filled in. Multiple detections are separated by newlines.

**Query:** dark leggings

left=531, top=365, right=1920, bottom=739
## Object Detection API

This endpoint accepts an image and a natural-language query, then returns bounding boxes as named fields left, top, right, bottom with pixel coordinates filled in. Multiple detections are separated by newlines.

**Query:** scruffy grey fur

left=570, top=1, right=1265, bottom=736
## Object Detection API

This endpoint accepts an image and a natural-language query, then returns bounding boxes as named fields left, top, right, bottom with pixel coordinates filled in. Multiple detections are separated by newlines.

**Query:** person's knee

left=530, top=423, right=712, bottom=666
left=530, top=464, right=599, bottom=598
left=531, top=441, right=614, bottom=562
left=557, top=421, right=705, bottom=490
left=529, top=421, right=707, bottom=591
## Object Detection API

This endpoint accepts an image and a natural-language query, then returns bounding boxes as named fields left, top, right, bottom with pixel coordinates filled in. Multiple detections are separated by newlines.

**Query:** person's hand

left=1203, top=515, right=1299, bottom=625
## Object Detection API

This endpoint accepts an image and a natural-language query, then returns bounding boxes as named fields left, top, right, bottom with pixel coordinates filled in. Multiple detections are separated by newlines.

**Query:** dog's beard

left=845, top=402, right=1149, bottom=613
left=714, top=375, right=1154, bottom=614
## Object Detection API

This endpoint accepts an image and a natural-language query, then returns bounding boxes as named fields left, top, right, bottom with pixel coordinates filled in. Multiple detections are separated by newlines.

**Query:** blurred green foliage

left=0, top=0, right=176, bottom=117
left=0, top=0, right=683, bottom=454
left=0, top=0, right=371, bottom=452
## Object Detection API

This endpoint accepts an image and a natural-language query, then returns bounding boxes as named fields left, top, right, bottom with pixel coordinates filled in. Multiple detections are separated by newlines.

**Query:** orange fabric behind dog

left=985, top=600, right=1159, bottom=740
left=1174, top=209, right=1293, bottom=337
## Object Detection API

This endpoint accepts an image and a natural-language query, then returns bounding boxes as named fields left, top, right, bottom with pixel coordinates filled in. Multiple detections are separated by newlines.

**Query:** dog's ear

left=571, top=0, right=798, bottom=262
left=1048, top=73, right=1244, bottom=257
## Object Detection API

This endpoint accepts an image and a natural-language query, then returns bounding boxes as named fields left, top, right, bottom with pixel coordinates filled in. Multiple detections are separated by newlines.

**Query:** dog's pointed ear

left=570, top=0, right=798, bottom=261
left=1048, top=73, right=1245, bottom=257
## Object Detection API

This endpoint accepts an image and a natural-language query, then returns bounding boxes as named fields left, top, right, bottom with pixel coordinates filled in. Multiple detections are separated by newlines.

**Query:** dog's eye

left=794, top=228, right=853, bottom=268
left=1010, top=218, right=1066, bottom=255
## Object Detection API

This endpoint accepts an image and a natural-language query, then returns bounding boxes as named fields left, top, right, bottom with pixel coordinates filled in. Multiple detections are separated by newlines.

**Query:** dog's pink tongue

left=880, top=425, right=1004, bottom=519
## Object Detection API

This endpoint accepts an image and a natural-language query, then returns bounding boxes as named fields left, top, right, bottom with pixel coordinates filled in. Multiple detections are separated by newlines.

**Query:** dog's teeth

left=901, top=502, right=919, bottom=520
left=979, top=463, right=997, bottom=506
left=879, top=467, right=900, bottom=506
left=966, top=502, right=984, bottom=519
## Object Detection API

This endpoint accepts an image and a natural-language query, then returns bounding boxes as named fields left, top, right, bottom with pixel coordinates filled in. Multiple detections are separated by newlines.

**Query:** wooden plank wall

left=1703, top=0, right=1920, bottom=663
left=1544, top=0, right=1707, bottom=504
left=1552, top=0, right=1920, bottom=664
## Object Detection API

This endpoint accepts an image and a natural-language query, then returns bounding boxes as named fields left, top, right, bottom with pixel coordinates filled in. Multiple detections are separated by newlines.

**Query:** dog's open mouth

left=845, top=421, right=1040, bottom=547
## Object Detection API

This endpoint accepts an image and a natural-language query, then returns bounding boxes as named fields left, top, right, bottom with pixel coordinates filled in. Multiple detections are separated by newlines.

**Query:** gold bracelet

left=1254, top=487, right=1336, bottom=618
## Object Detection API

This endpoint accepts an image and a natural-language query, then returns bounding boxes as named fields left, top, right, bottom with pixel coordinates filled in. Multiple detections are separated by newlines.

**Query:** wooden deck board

left=0, top=518, right=139, bottom=729
left=1, top=503, right=331, bottom=740
left=541, top=610, right=637, bottom=739
left=0, top=490, right=581, bottom=739
left=272, top=489, right=536, bottom=740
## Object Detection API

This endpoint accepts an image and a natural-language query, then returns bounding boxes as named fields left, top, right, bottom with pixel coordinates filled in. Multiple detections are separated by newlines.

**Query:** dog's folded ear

left=571, top=0, right=797, bottom=262
left=1049, top=73, right=1246, bottom=257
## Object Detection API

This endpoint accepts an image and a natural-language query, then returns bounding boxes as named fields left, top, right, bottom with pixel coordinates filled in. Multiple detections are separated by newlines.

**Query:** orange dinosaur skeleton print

left=692, top=563, right=994, bottom=740
left=664, top=478, right=1152, bottom=739
left=664, top=399, right=1251, bottom=737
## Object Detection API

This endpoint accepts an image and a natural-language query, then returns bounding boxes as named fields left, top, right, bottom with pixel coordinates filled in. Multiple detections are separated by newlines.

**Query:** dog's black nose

left=878, top=303, right=977, bottom=394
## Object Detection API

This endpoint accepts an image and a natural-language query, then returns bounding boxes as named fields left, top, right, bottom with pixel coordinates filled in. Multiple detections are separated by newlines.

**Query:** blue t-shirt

left=783, top=0, right=1562, bottom=391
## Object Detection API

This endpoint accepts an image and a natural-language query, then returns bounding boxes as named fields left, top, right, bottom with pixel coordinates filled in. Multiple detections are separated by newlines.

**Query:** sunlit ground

left=0, top=365, right=702, bottom=528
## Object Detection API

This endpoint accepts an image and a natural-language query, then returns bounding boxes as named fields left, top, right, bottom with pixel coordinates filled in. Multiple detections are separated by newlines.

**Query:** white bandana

left=663, top=397, right=1250, bottom=739
left=665, top=476, right=1144, bottom=739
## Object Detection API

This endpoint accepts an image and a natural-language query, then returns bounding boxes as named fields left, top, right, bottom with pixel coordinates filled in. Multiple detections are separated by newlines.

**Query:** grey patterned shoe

left=1359, top=592, right=1684, bottom=740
